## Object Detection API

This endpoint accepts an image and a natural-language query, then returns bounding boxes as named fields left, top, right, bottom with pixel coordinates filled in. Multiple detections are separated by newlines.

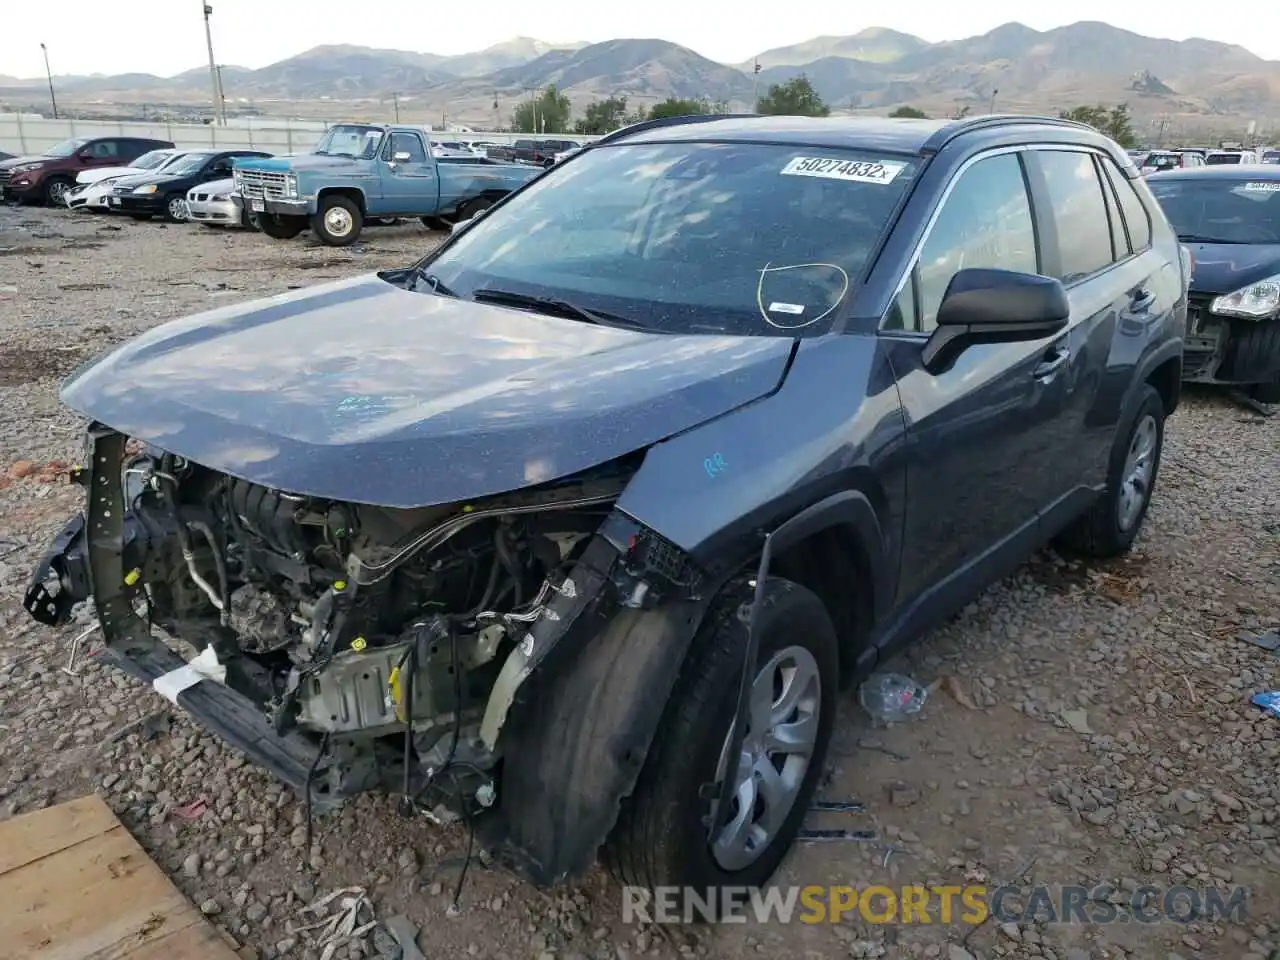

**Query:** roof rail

left=593, top=113, right=762, bottom=146
left=922, top=114, right=1099, bottom=153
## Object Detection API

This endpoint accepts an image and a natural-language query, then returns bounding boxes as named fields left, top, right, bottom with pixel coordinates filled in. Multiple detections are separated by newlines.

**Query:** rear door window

left=1036, top=150, right=1115, bottom=282
left=1099, top=157, right=1152, bottom=251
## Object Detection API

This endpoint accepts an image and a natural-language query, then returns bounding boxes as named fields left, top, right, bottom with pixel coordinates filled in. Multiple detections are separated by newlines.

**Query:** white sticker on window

left=1242, top=181, right=1280, bottom=192
left=780, top=156, right=905, bottom=184
left=768, top=302, right=806, bottom=315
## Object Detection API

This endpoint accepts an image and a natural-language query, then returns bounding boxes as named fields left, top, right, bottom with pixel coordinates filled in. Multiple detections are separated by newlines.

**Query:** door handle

left=1032, top=345, right=1070, bottom=380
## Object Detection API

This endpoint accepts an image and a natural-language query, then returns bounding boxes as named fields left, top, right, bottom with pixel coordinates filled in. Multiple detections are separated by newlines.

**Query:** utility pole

left=39, top=43, right=58, bottom=119
left=392, top=92, right=400, bottom=122
left=201, top=2, right=222, bottom=125
left=988, top=88, right=999, bottom=114
left=752, top=59, right=761, bottom=112
left=215, top=64, right=227, bottom=123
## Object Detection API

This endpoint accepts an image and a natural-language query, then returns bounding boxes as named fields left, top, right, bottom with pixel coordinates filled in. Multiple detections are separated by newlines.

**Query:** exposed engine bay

left=31, top=433, right=692, bottom=813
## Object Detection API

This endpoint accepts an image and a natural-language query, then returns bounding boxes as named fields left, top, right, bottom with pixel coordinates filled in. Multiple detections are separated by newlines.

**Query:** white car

left=74, top=148, right=185, bottom=187
left=65, top=177, right=122, bottom=211
left=186, top=177, right=248, bottom=228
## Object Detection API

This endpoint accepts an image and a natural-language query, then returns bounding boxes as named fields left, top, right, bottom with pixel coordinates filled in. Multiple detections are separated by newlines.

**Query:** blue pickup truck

left=231, top=122, right=541, bottom=246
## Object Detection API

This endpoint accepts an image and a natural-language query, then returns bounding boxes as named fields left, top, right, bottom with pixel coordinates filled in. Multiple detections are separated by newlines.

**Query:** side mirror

left=921, top=268, right=1070, bottom=374
left=393, top=151, right=412, bottom=163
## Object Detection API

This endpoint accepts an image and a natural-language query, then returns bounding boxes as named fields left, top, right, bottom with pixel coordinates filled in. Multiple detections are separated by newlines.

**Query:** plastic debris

left=859, top=673, right=928, bottom=724
left=1239, top=629, right=1280, bottom=652
left=291, top=886, right=377, bottom=960
left=1252, top=691, right=1280, bottom=718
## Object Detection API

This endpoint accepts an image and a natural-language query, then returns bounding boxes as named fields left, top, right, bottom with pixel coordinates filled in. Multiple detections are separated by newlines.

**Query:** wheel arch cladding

left=1145, top=353, right=1182, bottom=416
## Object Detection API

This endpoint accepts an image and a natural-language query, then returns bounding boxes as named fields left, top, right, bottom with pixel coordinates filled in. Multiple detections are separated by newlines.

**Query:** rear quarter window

left=1099, top=158, right=1152, bottom=250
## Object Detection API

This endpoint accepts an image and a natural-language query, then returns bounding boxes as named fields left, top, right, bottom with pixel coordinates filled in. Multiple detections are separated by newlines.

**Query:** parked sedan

left=67, top=150, right=192, bottom=211
left=75, top=148, right=185, bottom=188
left=1147, top=164, right=1280, bottom=402
left=108, top=150, right=271, bottom=222
left=186, top=178, right=252, bottom=228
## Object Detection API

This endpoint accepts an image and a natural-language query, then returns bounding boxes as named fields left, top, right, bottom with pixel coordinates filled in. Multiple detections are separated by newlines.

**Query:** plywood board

left=0, top=794, right=242, bottom=960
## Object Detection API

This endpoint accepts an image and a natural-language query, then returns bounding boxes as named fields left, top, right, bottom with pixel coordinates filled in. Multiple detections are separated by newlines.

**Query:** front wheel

left=163, top=194, right=189, bottom=223
left=256, top=213, right=306, bottom=240
left=606, top=578, right=838, bottom=906
left=43, top=177, right=73, bottom=207
left=311, top=195, right=363, bottom=246
left=1057, top=383, right=1165, bottom=557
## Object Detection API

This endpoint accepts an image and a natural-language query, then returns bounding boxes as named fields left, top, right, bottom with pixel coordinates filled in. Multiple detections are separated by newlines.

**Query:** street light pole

left=752, top=59, right=761, bottom=112
left=39, top=43, right=58, bottom=119
left=215, top=64, right=228, bottom=123
left=202, top=2, right=222, bottom=125
left=392, top=92, right=399, bottom=122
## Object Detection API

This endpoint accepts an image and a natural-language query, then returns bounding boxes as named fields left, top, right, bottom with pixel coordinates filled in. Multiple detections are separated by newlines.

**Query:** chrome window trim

left=882, top=143, right=1118, bottom=338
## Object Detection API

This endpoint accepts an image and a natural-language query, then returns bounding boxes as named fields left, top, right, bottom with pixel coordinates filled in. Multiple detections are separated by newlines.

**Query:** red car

left=0, top=135, right=173, bottom=206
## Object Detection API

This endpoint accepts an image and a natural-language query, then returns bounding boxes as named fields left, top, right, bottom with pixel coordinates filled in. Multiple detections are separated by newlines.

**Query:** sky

left=2, top=0, right=1276, bottom=79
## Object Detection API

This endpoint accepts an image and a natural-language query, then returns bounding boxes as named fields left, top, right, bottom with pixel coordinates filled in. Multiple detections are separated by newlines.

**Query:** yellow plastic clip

left=123, top=568, right=142, bottom=587
left=350, top=635, right=367, bottom=652
left=387, top=665, right=404, bottom=722
left=333, top=580, right=347, bottom=592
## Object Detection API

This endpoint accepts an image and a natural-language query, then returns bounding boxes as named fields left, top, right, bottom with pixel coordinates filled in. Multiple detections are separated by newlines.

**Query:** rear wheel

left=456, top=197, right=494, bottom=223
left=311, top=195, right=363, bottom=246
left=606, top=578, right=838, bottom=910
left=256, top=213, right=306, bottom=240
left=420, top=216, right=451, bottom=231
left=1057, top=383, right=1165, bottom=557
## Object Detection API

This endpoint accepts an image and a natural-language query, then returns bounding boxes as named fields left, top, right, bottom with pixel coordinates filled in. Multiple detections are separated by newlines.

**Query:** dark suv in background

left=0, top=136, right=174, bottom=206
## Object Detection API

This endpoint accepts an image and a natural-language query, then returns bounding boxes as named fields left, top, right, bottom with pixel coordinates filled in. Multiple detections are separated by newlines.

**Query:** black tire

left=606, top=577, right=838, bottom=912
left=43, top=176, right=73, bottom=207
left=1057, top=383, right=1165, bottom=557
left=310, top=195, right=363, bottom=247
left=257, top=213, right=306, bottom=240
left=162, top=194, right=189, bottom=223
left=420, top=216, right=451, bottom=231
left=1248, top=378, right=1280, bottom=404
left=456, top=197, right=493, bottom=223
left=240, top=205, right=255, bottom=229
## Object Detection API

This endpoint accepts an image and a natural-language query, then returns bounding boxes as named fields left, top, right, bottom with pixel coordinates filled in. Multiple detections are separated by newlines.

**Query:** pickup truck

left=231, top=122, right=540, bottom=246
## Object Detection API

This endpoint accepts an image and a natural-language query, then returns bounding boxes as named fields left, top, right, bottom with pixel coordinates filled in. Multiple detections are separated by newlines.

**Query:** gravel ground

left=1, top=204, right=1278, bottom=960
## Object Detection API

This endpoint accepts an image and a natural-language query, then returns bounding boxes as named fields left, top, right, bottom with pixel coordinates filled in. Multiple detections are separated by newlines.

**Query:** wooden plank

left=0, top=794, right=120, bottom=874
left=0, top=796, right=241, bottom=960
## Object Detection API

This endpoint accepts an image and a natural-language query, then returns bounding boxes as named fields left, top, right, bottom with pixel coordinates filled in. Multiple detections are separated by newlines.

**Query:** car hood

left=1187, top=242, right=1280, bottom=296
left=61, top=272, right=794, bottom=508
left=0, top=154, right=51, bottom=170
left=190, top=177, right=235, bottom=195
left=235, top=154, right=365, bottom=174
left=78, top=165, right=140, bottom=184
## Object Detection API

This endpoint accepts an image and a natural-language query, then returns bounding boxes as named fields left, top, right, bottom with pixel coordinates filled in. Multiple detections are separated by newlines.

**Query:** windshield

left=130, top=150, right=171, bottom=169
left=1206, top=153, right=1243, bottom=165
left=313, top=124, right=384, bottom=158
left=46, top=137, right=89, bottom=158
left=1147, top=178, right=1280, bottom=243
left=165, top=152, right=213, bottom=175
left=1141, top=152, right=1179, bottom=170
left=419, top=141, right=918, bottom=336
left=1262, top=151, right=1280, bottom=164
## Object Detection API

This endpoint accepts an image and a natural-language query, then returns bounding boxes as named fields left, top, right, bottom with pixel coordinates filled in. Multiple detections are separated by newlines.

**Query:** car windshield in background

left=1205, top=153, right=1243, bottom=165
left=421, top=142, right=918, bottom=336
left=165, top=153, right=213, bottom=175
left=1141, top=152, right=1179, bottom=170
left=1263, top=151, right=1280, bottom=164
left=132, top=150, right=171, bottom=169
left=314, top=124, right=384, bottom=159
left=46, top=137, right=89, bottom=157
left=1147, top=178, right=1280, bottom=244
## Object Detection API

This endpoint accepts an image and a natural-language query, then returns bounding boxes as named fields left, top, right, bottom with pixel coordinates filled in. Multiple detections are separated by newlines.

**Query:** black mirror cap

left=923, top=268, right=1070, bottom=374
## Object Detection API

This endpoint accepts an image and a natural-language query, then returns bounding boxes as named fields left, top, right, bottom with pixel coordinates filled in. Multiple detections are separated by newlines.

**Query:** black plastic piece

left=24, top=513, right=90, bottom=626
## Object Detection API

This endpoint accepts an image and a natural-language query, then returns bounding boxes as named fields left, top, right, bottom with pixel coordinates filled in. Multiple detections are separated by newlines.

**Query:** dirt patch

left=0, top=345, right=87, bottom=386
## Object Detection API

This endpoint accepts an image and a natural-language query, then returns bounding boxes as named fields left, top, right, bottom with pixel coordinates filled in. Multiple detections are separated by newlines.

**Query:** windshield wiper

left=1178, top=233, right=1247, bottom=244
left=471, top=287, right=636, bottom=327
left=408, top=266, right=458, bottom=297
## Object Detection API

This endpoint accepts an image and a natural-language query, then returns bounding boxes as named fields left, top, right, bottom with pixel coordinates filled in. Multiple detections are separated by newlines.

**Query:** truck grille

left=236, top=169, right=289, bottom=200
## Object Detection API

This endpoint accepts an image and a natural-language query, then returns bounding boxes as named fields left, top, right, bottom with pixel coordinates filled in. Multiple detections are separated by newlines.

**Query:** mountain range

left=2, top=24, right=1278, bottom=127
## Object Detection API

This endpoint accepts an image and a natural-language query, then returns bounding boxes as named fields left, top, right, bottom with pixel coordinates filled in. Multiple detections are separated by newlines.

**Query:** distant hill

left=3, top=24, right=1278, bottom=126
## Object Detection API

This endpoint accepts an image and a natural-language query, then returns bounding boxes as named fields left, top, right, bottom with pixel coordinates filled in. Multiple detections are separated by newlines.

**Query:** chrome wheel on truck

left=311, top=195, right=364, bottom=247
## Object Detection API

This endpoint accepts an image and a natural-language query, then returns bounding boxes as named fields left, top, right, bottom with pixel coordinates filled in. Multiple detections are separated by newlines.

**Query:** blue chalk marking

left=703, top=452, right=728, bottom=477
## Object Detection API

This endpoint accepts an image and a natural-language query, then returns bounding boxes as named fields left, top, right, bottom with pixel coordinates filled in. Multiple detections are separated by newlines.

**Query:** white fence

left=0, top=115, right=601, bottom=156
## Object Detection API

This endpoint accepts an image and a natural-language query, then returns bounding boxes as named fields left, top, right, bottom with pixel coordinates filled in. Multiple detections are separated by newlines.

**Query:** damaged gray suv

left=25, top=114, right=1186, bottom=895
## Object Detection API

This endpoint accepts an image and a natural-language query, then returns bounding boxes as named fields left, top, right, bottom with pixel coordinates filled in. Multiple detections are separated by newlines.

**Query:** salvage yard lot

left=0, top=204, right=1278, bottom=960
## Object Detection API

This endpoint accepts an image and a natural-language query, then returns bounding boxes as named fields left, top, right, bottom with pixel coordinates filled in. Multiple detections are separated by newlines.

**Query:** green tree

left=889, top=106, right=928, bottom=119
left=757, top=76, right=830, bottom=117
left=646, top=98, right=711, bottom=120
left=575, top=96, right=629, bottom=135
left=1059, top=103, right=1137, bottom=148
left=512, top=85, right=571, bottom=134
